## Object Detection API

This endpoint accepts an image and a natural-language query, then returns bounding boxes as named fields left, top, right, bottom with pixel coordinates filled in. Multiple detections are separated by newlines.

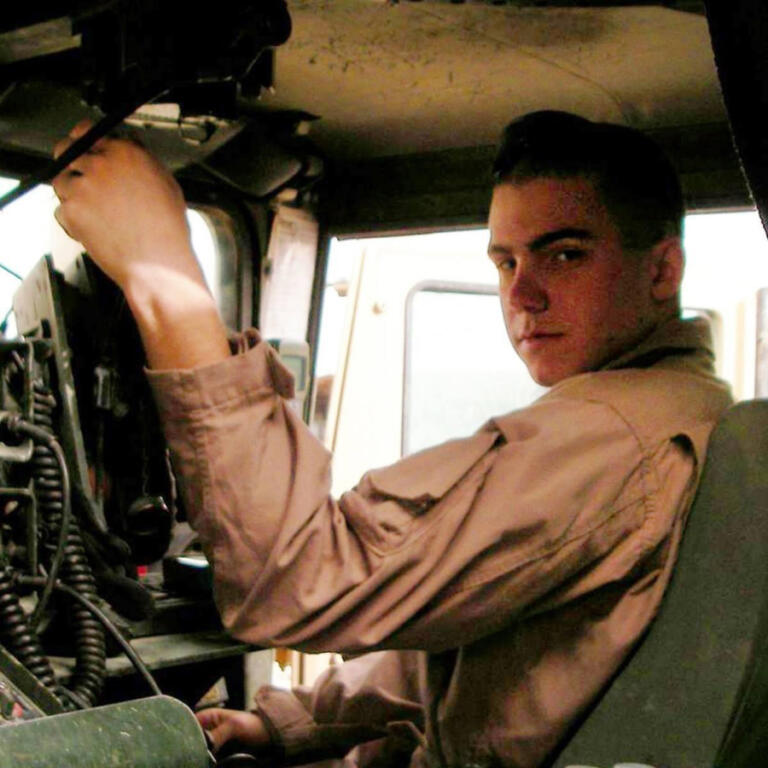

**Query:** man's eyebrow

left=487, top=243, right=511, bottom=257
left=487, top=228, right=594, bottom=259
left=528, top=228, right=593, bottom=251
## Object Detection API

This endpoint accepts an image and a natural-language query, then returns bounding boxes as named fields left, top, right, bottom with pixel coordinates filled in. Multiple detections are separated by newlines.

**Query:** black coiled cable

left=0, top=565, right=59, bottom=693
left=29, top=383, right=67, bottom=622
left=19, top=576, right=162, bottom=698
left=25, top=380, right=107, bottom=707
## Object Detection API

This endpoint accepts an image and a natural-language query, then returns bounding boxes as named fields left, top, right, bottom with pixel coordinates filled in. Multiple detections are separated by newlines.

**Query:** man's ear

left=649, top=236, right=684, bottom=302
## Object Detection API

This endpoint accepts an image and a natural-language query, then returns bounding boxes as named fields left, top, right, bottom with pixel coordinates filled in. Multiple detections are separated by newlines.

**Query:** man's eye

left=553, top=249, right=584, bottom=264
left=497, top=259, right=516, bottom=271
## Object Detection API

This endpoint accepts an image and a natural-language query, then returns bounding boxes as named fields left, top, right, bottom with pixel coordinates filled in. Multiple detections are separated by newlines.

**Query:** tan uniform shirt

left=148, top=317, right=733, bottom=768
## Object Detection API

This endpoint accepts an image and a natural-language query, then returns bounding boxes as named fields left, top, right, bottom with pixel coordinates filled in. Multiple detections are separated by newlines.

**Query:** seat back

left=551, top=400, right=768, bottom=768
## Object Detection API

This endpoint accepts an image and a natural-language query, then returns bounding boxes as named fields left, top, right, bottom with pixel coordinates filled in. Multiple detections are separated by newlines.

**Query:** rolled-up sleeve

left=253, top=650, right=424, bottom=766
left=147, top=340, right=693, bottom=654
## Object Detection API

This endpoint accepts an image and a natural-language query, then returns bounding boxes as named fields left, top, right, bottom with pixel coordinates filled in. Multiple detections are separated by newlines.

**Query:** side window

left=682, top=210, right=768, bottom=399
left=310, top=230, right=524, bottom=494
left=0, top=177, right=233, bottom=333
left=188, top=206, right=241, bottom=331
left=403, top=282, right=545, bottom=455
left=310, top=210, right=768, bottom=494
left=0, top=179, right=60, bottom=336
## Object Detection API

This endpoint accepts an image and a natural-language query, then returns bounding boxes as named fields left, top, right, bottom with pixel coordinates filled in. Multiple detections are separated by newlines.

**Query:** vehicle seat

left=550, top=399, right=768, bottom=768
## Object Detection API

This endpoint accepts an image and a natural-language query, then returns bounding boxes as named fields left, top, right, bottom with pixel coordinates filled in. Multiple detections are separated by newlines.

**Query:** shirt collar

left=600, top=315, right=716, bottom=374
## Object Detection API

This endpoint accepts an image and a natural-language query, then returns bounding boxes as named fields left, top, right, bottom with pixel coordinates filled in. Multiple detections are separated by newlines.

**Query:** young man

left=53, top=111, right=732, bottom=767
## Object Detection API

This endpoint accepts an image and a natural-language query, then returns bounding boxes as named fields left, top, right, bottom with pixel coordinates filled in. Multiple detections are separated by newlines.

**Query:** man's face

left=488, top=176, right=660, bottom=386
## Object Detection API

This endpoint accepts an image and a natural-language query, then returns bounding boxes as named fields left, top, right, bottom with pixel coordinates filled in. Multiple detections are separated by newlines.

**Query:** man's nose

left=506, top=267, right=548, bottom=313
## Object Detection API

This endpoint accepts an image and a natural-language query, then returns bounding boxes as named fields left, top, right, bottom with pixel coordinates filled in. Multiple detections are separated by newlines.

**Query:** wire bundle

left=27, top=381, right=107, bottom=707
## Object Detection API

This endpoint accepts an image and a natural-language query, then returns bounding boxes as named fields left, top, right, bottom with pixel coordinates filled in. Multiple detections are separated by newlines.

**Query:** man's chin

left=515, top=338, right=583, bottom=387
left=530, top=372, right=561, bottom=387
left=525, top=360, right=583, bottom=387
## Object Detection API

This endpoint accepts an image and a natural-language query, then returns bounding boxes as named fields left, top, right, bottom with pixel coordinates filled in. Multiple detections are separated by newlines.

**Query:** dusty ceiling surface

left=262, top=0, right=726, bottom=159
left=0, top=0, right=726, bottom=171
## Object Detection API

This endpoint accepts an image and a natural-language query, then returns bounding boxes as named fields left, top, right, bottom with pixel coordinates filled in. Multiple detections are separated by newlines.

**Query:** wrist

left=122, top=265, right=231, bottom=370
left=250, top=708, right=278, bottom=748
left=123, top=267, right=211, bottom=315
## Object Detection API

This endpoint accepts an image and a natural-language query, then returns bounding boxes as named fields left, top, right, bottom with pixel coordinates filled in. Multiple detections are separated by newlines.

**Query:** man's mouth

left=517, top=331, right=565, bottom=349
left=518, top=331, right=564, bottom=343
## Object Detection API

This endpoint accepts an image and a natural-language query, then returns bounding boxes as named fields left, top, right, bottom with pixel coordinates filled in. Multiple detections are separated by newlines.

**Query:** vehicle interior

left=1, top=1, right=767, bottom=766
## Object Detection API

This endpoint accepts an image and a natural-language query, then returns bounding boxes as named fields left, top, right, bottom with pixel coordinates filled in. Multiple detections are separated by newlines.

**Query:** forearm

left=123, top=264, right=230, bottom=370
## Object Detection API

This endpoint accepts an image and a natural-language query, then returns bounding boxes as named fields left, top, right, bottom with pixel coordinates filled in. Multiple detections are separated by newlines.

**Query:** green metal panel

left=0, top=695, right=210, bottom=768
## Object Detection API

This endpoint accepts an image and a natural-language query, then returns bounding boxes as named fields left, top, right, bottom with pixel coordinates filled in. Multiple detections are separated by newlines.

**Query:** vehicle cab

left=0, top=2, right=766, bottom=766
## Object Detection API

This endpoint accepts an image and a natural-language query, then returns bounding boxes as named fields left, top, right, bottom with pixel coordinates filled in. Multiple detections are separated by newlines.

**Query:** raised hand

left=51, top=121, right=230, bottom=370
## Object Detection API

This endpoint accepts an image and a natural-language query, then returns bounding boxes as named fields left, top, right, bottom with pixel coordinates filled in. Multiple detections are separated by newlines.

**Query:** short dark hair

left=492, top=111, right=684, bottom=250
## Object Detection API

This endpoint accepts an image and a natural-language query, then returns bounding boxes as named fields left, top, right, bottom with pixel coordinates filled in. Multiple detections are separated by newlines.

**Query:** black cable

left=0, top=85, right=169, bottom=212
left=0, top=414, right=73, bottom=625
left=0, top=412, right=111, bottom=707
left=19, top=575, right=162, bottom=697
left=59, top=686, right=90, bottom=711
left=28, top=383, right=107, bottom=706
left=33, top=438, right=71, bottom=626
left=0, top=566, right=60, bottom=696
left=55, top=581, right=162, bottom=697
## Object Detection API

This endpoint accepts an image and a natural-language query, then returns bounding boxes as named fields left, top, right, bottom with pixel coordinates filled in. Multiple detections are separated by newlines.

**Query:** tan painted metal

left=262, top=1, right=725, bottom=158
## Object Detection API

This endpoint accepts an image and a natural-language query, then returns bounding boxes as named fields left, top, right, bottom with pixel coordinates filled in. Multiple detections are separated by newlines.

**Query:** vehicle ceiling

left=0, top=0, right=724, bottom=168
left=264, top=0, right=723, bottom=160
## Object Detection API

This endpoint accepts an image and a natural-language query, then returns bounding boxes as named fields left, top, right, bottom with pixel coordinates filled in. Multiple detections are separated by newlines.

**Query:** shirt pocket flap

left=364, top=429, right=500, bottom=503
